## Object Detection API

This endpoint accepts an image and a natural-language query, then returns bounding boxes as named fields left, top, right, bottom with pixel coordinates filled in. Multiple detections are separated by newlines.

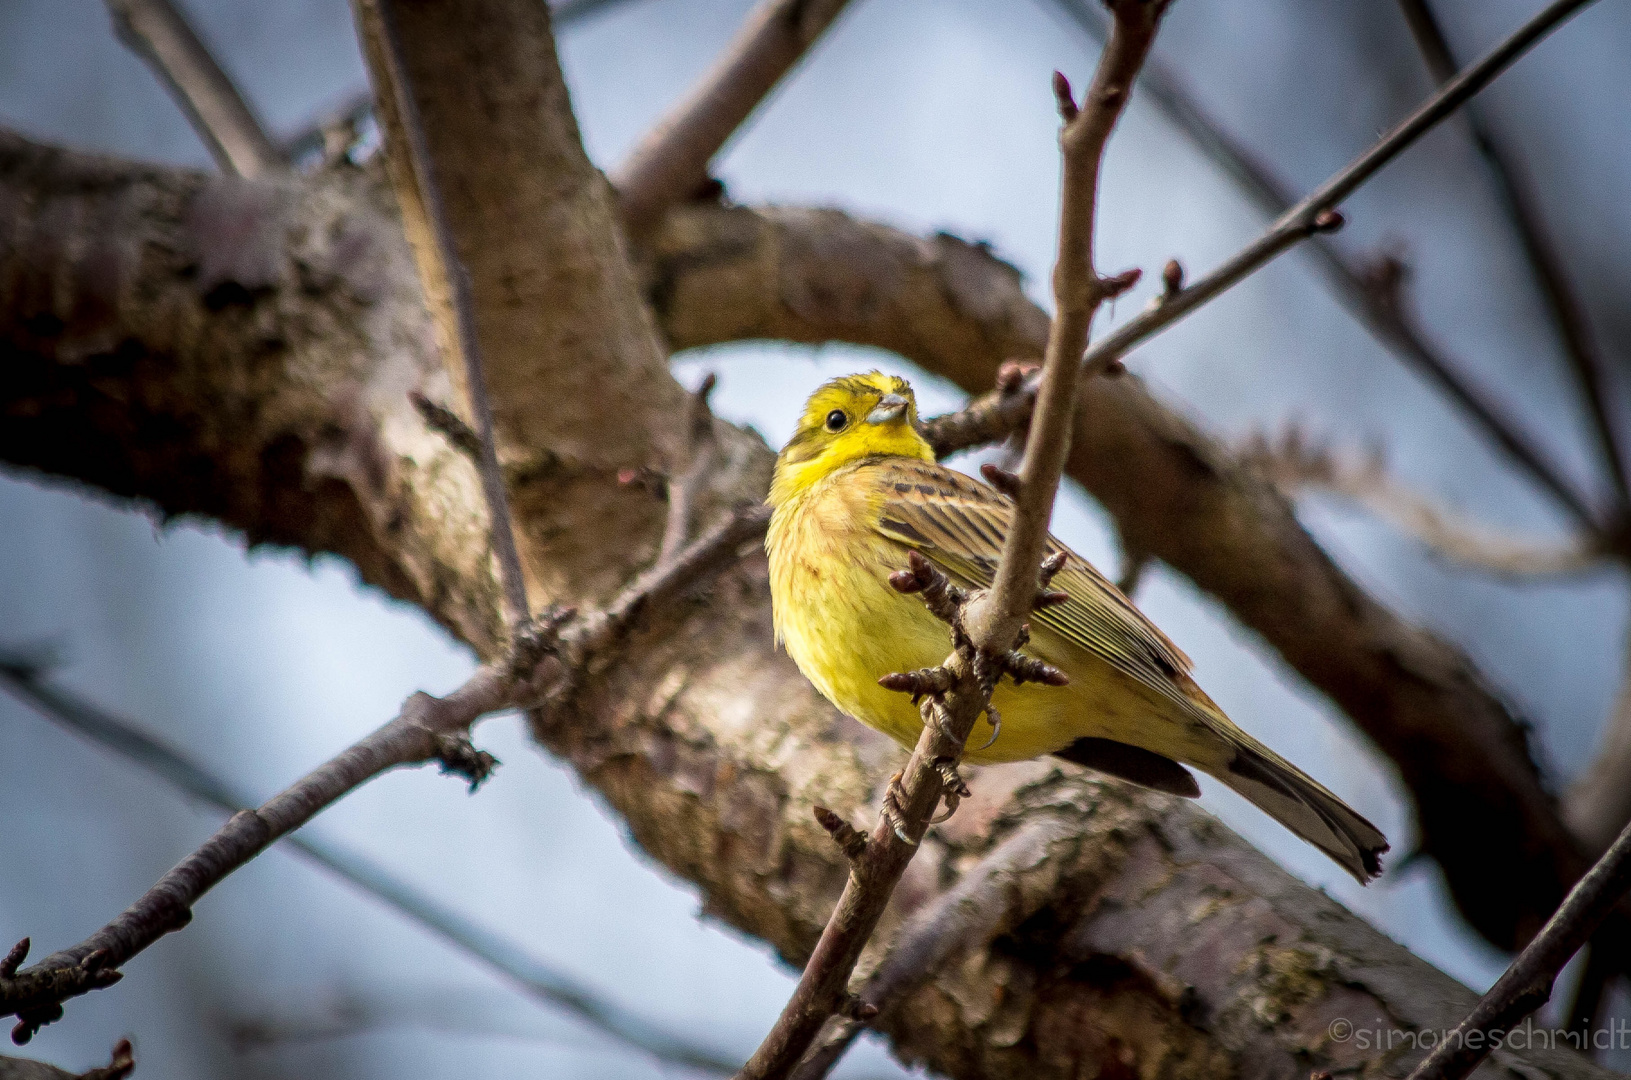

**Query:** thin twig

left=1077, top=0, right=1594, bottom=375
left=926, top=0, right=1598, bottom=500
left=1403, top=813, right=1631, bottom=1080
left=410, top=390, right=482, bottom=461
left=0, top=654, right=739, bottom=1075
left=789, top=816, right=1077, bottom=1080
left=550, top=0, right=647, bottom=27
left=104, top=0, right=282, bottom=177
left=373, top=0, right=531, bottom=629
left=0, top=509, right=762, bottom=1044
left=732, top=7, right=1164, bottom=1078
left=1398, top=0, right=1630, bottom=514
left=611, top=0, right=855, bottom=235
left=1242, top=427, right=1602, bottom=578
left=1043, top=0, right=1603, bottom=532
left=657, top=373, right=719, bottom=567
left=0, top=674, right=507, bottom=1045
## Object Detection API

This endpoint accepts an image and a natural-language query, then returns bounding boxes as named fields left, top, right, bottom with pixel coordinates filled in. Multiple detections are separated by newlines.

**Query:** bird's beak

left=866, top=394, right=909, bottom=425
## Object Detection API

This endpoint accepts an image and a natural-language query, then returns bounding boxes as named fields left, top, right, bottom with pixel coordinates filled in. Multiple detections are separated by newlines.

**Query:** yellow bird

left=766, top=371, right=1388, bottom=883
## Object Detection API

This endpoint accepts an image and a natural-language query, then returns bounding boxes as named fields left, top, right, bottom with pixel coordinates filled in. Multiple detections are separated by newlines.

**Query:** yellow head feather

left=769, top=372, right=934, bottom=506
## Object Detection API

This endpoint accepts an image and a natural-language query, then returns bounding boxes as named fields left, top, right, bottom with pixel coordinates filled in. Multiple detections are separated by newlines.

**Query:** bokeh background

left=2, top=0, right=1629, bottom=1076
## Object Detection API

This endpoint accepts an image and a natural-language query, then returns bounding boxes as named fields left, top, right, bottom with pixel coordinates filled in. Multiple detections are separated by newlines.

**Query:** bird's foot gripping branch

left=877, top=548, right=1070, bottom=836
left=743, top=535, right=1082, bottom=1080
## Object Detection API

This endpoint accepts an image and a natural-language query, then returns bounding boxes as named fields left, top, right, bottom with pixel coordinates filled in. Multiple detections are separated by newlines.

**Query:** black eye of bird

left=825, top=409, right=848, bottom=432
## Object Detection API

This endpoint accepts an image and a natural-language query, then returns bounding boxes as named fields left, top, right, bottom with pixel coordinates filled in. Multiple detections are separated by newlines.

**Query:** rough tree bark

left=0, top=60, right=1610, bottom=1080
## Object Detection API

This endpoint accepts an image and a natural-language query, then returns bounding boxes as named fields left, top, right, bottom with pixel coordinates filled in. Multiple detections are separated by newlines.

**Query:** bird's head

left=769, top=372, right=935, bottom=506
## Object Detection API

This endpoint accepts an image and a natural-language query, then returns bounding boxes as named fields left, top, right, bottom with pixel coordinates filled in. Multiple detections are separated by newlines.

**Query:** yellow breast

left=766, top=462, right=1170, bottom=765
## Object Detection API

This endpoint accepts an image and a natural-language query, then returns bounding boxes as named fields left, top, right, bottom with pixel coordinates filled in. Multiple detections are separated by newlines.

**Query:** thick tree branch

left=0, top=133, right=1617, bottom=1078
left=1045, top=0, right=1603, bottom=535
left=611, top=0, right=854, bottom=237
left=370, top=0, right=531, bottom=627
left=104, top=0, right=283, bottom=178
left=0, top=651, right=740, bottom=1074
left=1398, top=0, right=1630, bottom=513
left=278, top=0, right=646, bottom=169
left=350, top=0, right=712, bottom=615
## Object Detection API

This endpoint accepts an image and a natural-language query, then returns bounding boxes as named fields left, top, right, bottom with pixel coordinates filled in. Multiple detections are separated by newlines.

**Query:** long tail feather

left=1211, top=737, right=1389, bottom=884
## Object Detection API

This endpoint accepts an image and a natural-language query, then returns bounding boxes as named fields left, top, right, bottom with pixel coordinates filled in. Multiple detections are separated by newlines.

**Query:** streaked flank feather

left=766, top=372, right=1389, bottom=883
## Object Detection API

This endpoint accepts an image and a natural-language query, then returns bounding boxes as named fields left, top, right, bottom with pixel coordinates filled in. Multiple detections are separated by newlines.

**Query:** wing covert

left=868, top=459, right=1192, bottom=701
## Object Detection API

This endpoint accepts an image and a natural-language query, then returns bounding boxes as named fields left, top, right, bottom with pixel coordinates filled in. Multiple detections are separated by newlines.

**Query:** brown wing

left=867, top=457, right=1197, bottom=714
left=866, top=457, right=1389, bottom=881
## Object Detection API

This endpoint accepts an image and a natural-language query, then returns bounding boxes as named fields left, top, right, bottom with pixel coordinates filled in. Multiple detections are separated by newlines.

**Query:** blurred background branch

left=1241, top=426, right=1603, bottom=578
left=1397, top=0, right=1630, bottom=517
left=612, top=0, right=856, bottom=236
left=102, top=0, right=281, bottom=176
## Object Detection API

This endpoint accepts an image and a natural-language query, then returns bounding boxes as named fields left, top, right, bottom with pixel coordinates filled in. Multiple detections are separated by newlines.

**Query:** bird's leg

left=995, top=554, right=1073, bottom=690
left=1035, top=551, right=1069, bottom=609
left=922, top=697, right=970, bottom=824
left=929, top=756, right=971, bottom=823
left=881, top=770, right=914, bottom=845
left=884, top=549, right=1038, bottom=829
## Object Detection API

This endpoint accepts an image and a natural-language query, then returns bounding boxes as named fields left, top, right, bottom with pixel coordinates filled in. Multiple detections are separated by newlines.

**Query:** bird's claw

left=882, top=771, right=916, bottom=845
left=974, top=706, right=1002, bottom=751
left=930, top=758, right=970, bottom=823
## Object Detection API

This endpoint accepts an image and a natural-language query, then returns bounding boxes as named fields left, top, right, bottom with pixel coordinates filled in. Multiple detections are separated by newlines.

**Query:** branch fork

left=812, top=806, right=868, bottom=862
left=0, top=939, right=122, bottom=1044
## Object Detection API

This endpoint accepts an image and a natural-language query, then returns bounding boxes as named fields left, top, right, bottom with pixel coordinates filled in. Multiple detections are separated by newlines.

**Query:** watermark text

left=1327, top=1016, right=1631, bottom=1053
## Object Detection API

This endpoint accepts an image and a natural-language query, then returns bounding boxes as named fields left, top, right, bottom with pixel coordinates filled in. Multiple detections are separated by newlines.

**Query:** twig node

left=433, top=734, right=500, bottom=792
left=813, top=805, right=868, bottom=861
